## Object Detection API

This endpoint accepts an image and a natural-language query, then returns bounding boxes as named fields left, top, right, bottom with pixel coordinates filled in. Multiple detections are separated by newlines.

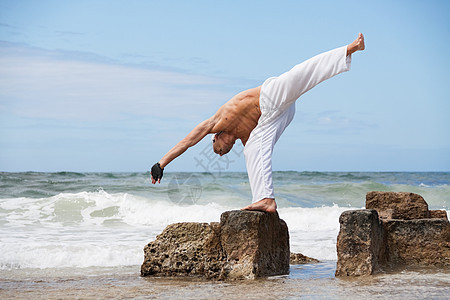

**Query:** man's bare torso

left=212, top=86, right=262, bottom=145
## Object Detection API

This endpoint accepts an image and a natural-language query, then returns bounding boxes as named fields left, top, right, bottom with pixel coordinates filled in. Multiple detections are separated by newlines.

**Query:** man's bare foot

left=241, top=198, right=277, bottom=213
left=347, top=33, right=365, bottom=56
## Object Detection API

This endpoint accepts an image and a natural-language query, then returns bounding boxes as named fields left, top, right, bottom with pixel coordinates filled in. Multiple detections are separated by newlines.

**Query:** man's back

left=213, top=86, right=262, bottom=145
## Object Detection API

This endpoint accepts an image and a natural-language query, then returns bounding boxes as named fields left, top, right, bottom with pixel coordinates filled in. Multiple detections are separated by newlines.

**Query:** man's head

left=212, top=131, right=235, bottom=156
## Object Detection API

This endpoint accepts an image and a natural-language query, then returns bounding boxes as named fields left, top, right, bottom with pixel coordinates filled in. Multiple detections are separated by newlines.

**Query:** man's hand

left=151, top=162, right=164, bottom=184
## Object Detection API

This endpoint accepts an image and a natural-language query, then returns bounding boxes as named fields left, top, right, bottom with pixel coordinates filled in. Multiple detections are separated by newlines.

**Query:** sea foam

left=0, top=190, right=359, bottom=269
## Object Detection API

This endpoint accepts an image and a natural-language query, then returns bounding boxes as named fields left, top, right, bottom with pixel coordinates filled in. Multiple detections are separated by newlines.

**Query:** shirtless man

left=151, top=33, right=365, bottom=213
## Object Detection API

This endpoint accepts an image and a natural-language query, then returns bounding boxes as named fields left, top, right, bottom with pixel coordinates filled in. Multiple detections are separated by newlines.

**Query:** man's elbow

left=180, top=138, right=196, bottom=150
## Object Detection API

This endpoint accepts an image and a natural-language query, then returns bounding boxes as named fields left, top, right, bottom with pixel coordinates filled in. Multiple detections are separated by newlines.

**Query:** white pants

left=244, top=45, right=352, bottom=203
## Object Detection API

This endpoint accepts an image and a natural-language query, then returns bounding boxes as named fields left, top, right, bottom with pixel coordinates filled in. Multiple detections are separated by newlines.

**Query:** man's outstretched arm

left=151, top=117, right=216, bottom=184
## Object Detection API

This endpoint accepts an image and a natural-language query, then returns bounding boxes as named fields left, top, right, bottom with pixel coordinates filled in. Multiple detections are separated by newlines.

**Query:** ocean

left=1, top=171, right=449, bottom=299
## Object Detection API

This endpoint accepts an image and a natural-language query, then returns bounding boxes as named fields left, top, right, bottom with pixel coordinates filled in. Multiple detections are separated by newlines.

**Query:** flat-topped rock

left=336, top=192, right=450, bottom=276
left=141, top=210, right=290, bottom=280
left=335, top=209, right=386, bottom=276
left=366, top=191, right=430, bottom=220
left=383, top=218, right=450, bottom=267
left=220, top=210, right=290, bottom=279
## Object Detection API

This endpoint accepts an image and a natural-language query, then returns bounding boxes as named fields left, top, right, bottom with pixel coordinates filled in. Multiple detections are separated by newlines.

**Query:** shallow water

left=1, top=263, right=449, bottom=299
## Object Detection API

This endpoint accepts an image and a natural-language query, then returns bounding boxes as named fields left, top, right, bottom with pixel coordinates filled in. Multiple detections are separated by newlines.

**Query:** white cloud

left=318, top=116, right=332, bottom=124
left=0, top=44, right=232, bottom=122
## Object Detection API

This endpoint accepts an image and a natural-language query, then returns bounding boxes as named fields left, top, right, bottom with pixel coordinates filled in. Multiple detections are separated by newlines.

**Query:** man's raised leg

left=241, top=198, right=277, bottom=213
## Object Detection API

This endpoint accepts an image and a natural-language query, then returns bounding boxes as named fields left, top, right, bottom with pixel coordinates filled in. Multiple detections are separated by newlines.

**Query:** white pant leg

left=244, top=104, right=295, bottom=203
left=244, top=45, right=352, bottom=203
left=259, top=45, right=351, bottom=124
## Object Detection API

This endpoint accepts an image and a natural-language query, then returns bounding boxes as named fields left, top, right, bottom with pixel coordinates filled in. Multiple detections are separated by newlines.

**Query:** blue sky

left=0, top=0, right=449, bottom=172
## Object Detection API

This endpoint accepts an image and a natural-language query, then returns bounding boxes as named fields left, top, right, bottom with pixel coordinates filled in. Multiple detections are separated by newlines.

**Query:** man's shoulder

left=235, top=86, right=261, bottom=100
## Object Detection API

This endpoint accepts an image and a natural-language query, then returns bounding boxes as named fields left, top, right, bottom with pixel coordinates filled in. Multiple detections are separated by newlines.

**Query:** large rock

left=383, top=218, right=450, bottom=267
left=336, top=192, right=450, bottom=276
left=141, top=210, right=290, bottom=280
left=140, top=222, right=224, bottom=279
left=366, top=191, right=430, bottom=220
left=220, top=210, right=290, bottom=279
left=335, top=209, right=386, bottom=276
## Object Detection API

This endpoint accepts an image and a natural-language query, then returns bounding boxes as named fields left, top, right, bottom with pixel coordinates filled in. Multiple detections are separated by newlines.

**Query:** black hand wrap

left=151, top=162, right=164, bottom=181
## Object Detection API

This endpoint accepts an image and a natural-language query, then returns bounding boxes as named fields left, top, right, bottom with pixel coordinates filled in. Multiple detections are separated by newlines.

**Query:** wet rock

left=383, top=218, right=450, bottom=267
left=140, top=222, right=224, bottom=279
left=335, top=209, right=386, bottom=276
left=141, top=210, right=290, bottom=280
left=366, top=191, right=430, bottom=220
left=220, top=210, right=290, bottom=279
left=290, top=252, right=319, bottom=264
left=336, top=192, right=450, bottom=276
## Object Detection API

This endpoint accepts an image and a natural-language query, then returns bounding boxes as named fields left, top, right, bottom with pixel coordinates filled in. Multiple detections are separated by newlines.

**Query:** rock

left=220, top=210, right=290, bottom=279
left=141, top=210, right=290, bottom=280
left=366, top=191, right=430, bottom=220
left=335, top=209, right=386, bottom=276
left=336, top=192, right=450, bottom=277
left=140, top=222, right=224, bottom=279
left=430, top=210, right=448, bottom=220
left=376, top=209, right=395, bottom=220
left=383, top=218, right=450, bottom=267
left=290, top=252, right=319, bottom=264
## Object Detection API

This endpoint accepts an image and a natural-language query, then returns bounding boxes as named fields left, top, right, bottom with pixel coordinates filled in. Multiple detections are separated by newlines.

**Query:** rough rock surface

left=220, top=210, right=290, bottom=279
left=430, top=210, right=448, bottom=220
left=366, top=191, right=430, bottom=220
left=336, top=192, right=450, bottom=276
left=140, top=222, right=224, bottom=279
left=290, top=253, right=319, bottom=264
left=383, top=218, right=450, bottom=267
left=141, top=210, right=290, bottom=280
left=335, top=209, right=386, bottom=276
